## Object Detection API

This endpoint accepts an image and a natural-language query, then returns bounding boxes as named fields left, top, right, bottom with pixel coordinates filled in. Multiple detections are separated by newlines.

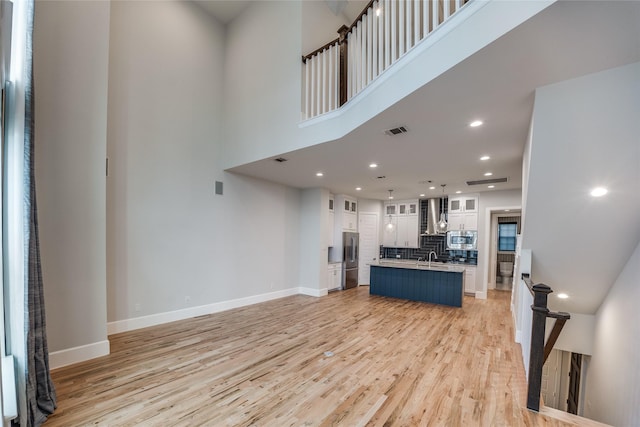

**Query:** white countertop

left=369, top=259, right=466, bottom=273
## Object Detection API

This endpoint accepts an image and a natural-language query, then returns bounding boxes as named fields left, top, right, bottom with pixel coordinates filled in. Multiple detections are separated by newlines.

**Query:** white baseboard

left=511, top=303, right=522, bottom=343
left=49, top=340, right=110, bottom=370
left=107, top=288, right=300, bottom=335
left=475, top=291, right=487, bottom=300
left=515, top=330, right=522, bottom=344
left=51, top=287, right=328, bottom=368
left=107, top=287, right=325, bottom=335
left=299, top=286, right=328, bottom=297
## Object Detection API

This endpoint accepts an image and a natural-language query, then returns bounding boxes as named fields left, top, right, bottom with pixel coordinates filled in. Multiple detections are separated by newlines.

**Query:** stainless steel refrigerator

left=342, top=232, right=359, bottom=289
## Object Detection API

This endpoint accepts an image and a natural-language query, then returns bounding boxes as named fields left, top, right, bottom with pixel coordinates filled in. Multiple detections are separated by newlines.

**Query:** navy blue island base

left=369, top=264, right=464, bottom=307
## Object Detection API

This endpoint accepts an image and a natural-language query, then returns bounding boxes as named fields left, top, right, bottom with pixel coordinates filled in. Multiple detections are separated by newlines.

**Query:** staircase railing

left=522, top=273, right=571, bottom=412
left=302, top=0, right=470, bottom=120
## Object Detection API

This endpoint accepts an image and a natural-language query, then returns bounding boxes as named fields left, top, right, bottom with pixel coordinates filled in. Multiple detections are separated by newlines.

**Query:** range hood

left=420, top=198, right=445, bottom=236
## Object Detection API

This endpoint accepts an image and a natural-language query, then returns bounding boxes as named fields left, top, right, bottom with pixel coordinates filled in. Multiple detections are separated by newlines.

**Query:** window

left=498, top=223, right=517, bottom=252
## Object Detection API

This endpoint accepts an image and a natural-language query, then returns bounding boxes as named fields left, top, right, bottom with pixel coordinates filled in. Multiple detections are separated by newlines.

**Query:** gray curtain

left=19, top=0, right=57, bottom=425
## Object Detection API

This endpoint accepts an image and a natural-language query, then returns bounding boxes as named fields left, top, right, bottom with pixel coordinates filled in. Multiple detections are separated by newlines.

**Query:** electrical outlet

left=135, top=303, right=141, bottom=312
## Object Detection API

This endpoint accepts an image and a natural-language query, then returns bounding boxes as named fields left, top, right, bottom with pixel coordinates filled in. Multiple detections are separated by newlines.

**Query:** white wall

left=106, top=1, right=302, bottom=327
left=477, top=189, right=521, bottom=297
left=521, top=62, right=640, bottom=314
left=299, top=188, right=329, bottom=296
left=34, top=1, right=110, bottom=355
left=224, top=0, right=303, bottom=168
left=301, top=1, right=350, bottom=55
left=545, top=313, right=594, bottom=356
left=584, top=240, right=640, bottom=425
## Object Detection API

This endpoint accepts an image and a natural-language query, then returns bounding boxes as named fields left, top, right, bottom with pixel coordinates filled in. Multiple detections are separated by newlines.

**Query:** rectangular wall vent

left=466, top=177, right=508, bottom=186
left=384, top=126, right=408, bottom=136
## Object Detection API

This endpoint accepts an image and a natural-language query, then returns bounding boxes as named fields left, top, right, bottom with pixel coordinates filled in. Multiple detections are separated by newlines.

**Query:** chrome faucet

left=428, top=251, right=438, bottom=268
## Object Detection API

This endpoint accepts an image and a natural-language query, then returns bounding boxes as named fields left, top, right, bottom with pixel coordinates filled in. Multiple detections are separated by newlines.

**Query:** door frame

left=358, top=212, right=379, bottom=286
left=481, top=205, right=520, bottom=299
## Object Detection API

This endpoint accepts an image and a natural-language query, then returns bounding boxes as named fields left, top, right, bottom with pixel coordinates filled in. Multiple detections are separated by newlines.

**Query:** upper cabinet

left=448, top=195, right=478, bottom=213
left=335, top=194, right=357, bottom=232
left=448, top=195, right=479, bottom=231
left=398, top=201, right=418, bottom=215
left=385, top=204, right=397, bottom=215
left=383, top=199, right=419, bottom=248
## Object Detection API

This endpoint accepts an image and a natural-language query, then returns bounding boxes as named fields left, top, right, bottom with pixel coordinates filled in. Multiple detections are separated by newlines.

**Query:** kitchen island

left=369, top=260, right=465, bottom=307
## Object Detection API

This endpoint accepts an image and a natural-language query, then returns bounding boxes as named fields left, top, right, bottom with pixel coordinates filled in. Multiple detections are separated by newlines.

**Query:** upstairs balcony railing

left=302, top=0, right=469, bottom=120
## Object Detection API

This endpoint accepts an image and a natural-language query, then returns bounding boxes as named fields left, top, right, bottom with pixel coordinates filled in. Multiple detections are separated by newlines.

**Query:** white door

left=358, top=212, right=379, bottom=285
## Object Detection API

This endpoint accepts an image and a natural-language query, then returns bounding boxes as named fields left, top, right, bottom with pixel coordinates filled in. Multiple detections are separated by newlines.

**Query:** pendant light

left=386, top=190, right=395, bottom=232
left=437, top=184, right=448, bottom=233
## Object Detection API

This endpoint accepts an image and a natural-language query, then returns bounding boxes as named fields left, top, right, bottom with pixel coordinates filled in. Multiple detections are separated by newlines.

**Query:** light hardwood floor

left=45, top=288, right=587, bottom=426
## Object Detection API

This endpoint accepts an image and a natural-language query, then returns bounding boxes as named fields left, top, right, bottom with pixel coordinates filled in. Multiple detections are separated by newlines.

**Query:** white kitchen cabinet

left=449, top=195, right=478, bottom=213
left=398, top=201, right=418, bottom=215
left=382, top=200, right=419, bottom=247
left=385, top=204, right=397, bottom=215
left=382, top=215, right=398, bottom=247
left=335, top=195, right=357, bottom=232
left=397, top=214, right=419, bottom=247
left=448, top=212, right=478, bottom=231
left=464, top=266, right=476, bottom=294
left=328, top=263, right=342, bottom=291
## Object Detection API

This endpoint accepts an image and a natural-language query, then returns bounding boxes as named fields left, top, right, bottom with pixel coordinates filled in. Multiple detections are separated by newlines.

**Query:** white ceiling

left=228, top=1, right=640, bottom=202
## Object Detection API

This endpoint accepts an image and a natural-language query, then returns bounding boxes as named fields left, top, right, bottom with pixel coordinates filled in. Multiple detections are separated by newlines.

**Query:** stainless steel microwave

left=446, top=230, right=478, bottom=250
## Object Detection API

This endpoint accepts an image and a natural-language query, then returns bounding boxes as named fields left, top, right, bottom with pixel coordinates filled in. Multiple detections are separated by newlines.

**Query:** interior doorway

left=488, top=211, right=521, bottom=291
left=358, top=212, right=379, bottom=285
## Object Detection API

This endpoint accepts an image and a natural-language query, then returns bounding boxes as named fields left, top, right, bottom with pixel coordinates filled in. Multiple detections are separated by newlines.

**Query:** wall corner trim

left=49, top=340, right=111, bottom=370
left=299, top=287, right=329, bottom=297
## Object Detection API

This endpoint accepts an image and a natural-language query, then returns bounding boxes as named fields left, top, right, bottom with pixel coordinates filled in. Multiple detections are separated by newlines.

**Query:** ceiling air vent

left=273, top=157, right=288, bottom=163
left=466, top=177, right=508, bottom=186
left=384, top=126, right=408, bottom=136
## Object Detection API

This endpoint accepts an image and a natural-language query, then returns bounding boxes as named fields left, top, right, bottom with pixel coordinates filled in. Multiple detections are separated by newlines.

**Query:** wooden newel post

left=527, top=283, right=552, bottom=411
left=337, top=25, right=349, bottom=106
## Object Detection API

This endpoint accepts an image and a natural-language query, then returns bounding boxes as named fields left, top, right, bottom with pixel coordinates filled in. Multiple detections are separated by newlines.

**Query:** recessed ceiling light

left=480, top=155, right=490, bottom=161
left=420, top=193, right=425, bottom=197
left=455, top=191, right=462, bottom=194
left=429, top=186, right=435, bottom=190
left=484, top=172, right=493, bottom=176
left=316, top=172, right=323, bottom=177
left=590, top=187, right=608, bottom=197
left=355, top=187, right=362, bottom=191
left=488, top=185, right=495, bottom=189
left=470, top=120, right=483, bottom=127
left=557, top=293, right=569, bottom=299
left=369, top=163, right=378, bottom=168
left=505, top=209, right=510, bottom=212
